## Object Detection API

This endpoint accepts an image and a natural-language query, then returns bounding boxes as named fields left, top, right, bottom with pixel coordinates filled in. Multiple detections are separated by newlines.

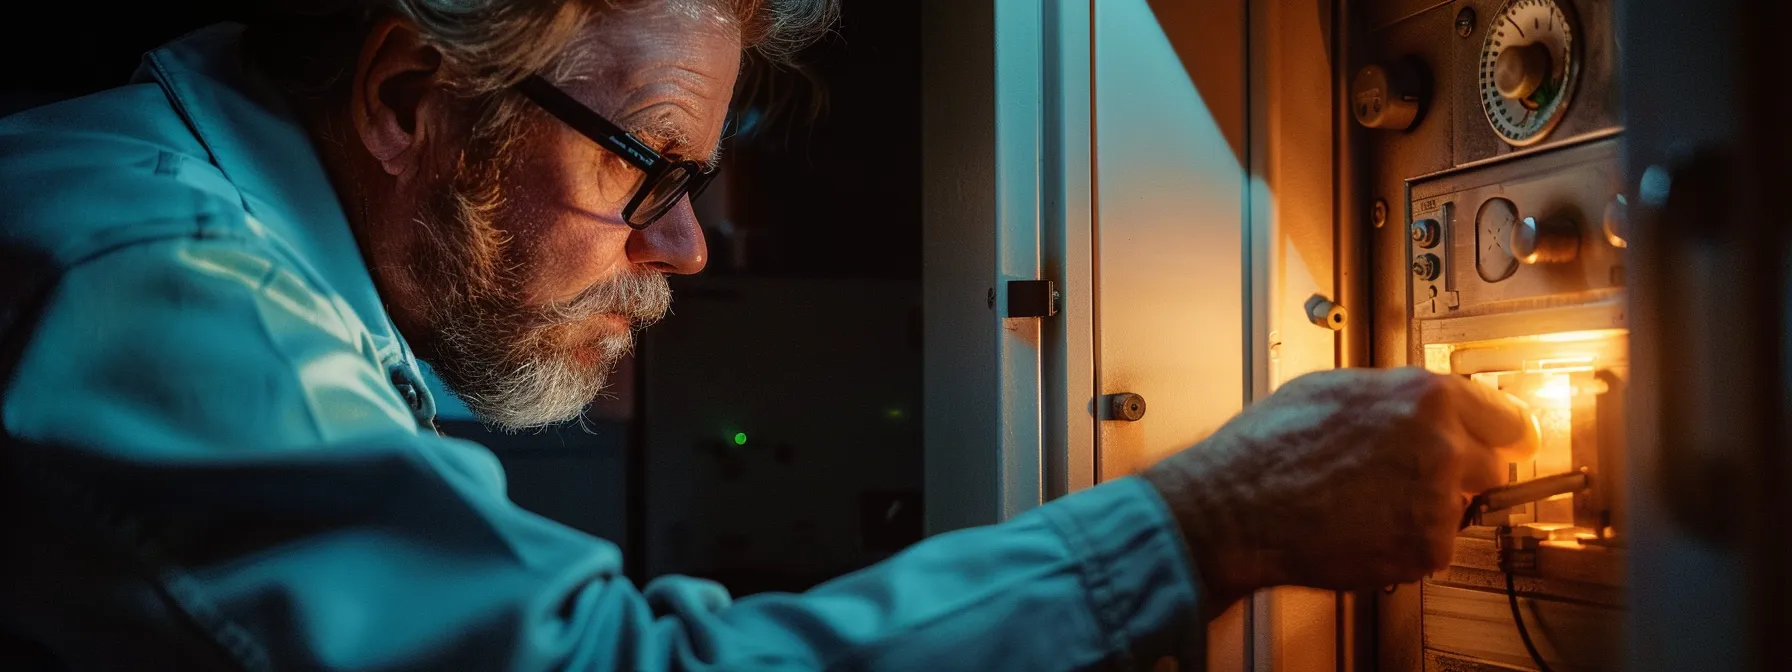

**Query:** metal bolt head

left=1372, top=199, right=1388, bottom=228
left=1456, top=7, right=1476, bottom=37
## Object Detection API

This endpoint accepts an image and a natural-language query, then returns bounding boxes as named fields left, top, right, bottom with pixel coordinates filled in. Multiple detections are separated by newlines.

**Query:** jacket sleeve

left=1, top=235, right=1203, bottom=671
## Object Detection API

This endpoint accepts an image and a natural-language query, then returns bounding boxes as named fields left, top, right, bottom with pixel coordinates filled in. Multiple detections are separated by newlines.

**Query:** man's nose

left=626, top=198, right=708, bottom=275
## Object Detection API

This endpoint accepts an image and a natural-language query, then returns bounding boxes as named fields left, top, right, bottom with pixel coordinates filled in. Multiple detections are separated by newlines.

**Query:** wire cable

left=1505, top=570, right=1555, bottom=672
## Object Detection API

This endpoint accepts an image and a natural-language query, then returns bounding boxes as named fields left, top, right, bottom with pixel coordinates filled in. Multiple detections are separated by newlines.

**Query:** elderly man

left=0, top=1, right=1534, bottom=669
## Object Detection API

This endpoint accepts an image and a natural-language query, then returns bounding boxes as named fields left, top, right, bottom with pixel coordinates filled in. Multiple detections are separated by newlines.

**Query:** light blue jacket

left=0, top=25, right=1202, bottom=671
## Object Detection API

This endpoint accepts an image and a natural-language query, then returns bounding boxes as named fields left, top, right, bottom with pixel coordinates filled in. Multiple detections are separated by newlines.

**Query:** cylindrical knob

left=1106, top=393, right=1147, bottom=422
left=1412, top=253, right=1442, bottom=281
left=1603, top=194, right=1629, bottom=248
left=1509, top=216, right=1580, bottom=264
left=1410, top=218, right=1441, bottom=249
left=1351, top=58, right=1425, bottom=130
left=1494, top=43, right=1551, bottom=100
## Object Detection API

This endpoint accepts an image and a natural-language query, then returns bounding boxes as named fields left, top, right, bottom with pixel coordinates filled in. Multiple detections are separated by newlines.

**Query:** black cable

left=1505, top=571, right=1555, bottom=672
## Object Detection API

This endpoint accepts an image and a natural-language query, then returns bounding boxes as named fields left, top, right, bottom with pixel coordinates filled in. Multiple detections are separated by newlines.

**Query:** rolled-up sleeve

left=0, top=235, right=1202, bottom=670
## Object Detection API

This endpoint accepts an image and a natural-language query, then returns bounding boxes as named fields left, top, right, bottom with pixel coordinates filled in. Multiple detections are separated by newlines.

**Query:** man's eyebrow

left=628, top=108, right=722, bottom=170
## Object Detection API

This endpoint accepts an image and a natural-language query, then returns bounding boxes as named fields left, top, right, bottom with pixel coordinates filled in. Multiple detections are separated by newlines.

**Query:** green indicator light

left=733, top=432, right=749, bottom=446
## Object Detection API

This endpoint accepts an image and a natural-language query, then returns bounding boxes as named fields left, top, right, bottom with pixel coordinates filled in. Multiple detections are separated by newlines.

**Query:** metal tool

left=1459, top=469, right=1592, bottom=529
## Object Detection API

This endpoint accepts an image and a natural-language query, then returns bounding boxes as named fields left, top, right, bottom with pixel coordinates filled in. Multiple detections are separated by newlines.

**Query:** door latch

left=1006, top=280, right=1059, bottom=318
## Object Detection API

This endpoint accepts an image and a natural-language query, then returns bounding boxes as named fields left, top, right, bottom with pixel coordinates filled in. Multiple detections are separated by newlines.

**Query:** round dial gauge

left=1478, top=0, right=1578, bottom=146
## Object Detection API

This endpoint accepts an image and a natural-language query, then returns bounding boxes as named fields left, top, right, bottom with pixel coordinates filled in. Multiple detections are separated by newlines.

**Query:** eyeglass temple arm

left=514, top=75, right=662, bottom=172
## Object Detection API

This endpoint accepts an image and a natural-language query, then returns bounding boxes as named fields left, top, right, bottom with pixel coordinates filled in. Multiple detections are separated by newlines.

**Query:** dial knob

left=1508, top=216, right=1579, bottom=264
left=1412, top=253, right=1442, bottom=281
left=1477, top=0, right=1579, bottom=146
left=1410, top=218, right=1441, bottom=248
left=1494, top=42, right=1551, bottom=100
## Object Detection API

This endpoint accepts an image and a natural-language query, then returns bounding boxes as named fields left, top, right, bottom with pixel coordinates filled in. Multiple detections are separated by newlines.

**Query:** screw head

left=1455, top=7, right=1476, bottom=37
left=1372, top=199, right=1389, bottom=228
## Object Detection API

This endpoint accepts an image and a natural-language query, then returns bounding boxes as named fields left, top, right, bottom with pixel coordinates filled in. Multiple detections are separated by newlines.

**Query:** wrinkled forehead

left=559, top=0, right=745, bottom=102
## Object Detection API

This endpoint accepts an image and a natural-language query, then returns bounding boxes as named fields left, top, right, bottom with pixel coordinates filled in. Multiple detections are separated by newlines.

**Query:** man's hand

left=1141, top=367, right=1539, bottom=614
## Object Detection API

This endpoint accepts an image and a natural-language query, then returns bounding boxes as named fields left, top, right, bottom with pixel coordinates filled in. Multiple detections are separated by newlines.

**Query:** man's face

left=402, top=4, right=739, bottom=429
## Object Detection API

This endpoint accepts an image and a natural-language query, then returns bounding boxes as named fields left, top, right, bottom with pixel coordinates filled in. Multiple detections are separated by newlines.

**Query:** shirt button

left=389, top=367, right=422, bottom=412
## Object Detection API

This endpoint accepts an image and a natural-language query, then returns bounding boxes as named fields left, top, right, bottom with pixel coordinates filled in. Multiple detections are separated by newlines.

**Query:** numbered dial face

left=1478, top=0, right=1578, bottom=146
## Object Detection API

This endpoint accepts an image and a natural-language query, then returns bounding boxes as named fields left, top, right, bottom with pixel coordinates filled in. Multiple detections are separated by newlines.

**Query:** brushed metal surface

left=1366, top=2, right=1456, bottom=371
left=1409, top=138, right=1624, bottom=322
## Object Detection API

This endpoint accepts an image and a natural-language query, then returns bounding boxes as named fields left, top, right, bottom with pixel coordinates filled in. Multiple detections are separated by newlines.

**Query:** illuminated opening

left=1430, top=328, right=1627, bottom=538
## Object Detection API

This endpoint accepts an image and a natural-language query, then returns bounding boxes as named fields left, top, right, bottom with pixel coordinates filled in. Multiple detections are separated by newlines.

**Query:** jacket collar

left=138, top=23, right=441, bottom=425
left=137, top=24, right=390, bottom=339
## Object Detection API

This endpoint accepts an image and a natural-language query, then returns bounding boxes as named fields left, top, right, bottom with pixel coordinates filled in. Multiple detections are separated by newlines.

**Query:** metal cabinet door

left=925, top=2, right=1350, bottom=669
left=1619, top=0, right=1792, bottom=669
left=1090, top=1, right=1253, bottom=669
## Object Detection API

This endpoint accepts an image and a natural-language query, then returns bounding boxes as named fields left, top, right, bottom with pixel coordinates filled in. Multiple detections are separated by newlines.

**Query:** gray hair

left=245, top=0, right=838, bottom=99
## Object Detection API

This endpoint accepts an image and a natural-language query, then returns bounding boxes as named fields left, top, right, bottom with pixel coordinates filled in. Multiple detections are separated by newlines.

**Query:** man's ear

left=350, top=18, right=445, bottom=176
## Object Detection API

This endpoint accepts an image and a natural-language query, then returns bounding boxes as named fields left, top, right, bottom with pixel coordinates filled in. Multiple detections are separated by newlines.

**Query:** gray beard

left=431, top=270, right=669, bottom=431
left=417, top=173, right=672, bottom=432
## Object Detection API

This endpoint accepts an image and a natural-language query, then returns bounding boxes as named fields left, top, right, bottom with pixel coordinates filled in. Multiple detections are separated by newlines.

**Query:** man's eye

left=598, top=151, right=632, bottom=171
left=583, top=154, right=642, bottom=201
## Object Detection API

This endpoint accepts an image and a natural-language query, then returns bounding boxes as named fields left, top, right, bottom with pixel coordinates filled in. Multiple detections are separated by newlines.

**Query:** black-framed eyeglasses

left=514, top=75, right=719, bottom=230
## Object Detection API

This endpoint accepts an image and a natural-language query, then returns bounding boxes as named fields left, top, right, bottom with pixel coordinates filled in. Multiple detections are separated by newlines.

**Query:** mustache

left=540, top=267, right=672, bottom=328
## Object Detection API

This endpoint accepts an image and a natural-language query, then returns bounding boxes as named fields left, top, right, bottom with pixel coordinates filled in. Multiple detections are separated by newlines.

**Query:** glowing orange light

left=1532, top=374, right=1574, bottom=401
left=1527, top=357, right=1595, bottom=373
left=1531, top=329, right=1624, bottom=343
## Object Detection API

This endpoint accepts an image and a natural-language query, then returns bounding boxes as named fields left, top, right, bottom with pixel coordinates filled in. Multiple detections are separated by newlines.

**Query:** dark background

left=1, top=0, right=923, bottom=596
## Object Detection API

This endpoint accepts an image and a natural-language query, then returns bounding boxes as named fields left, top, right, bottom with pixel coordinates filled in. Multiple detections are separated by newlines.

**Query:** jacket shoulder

left=0, top=84, right=258, bottom=270
left=0, top=85, right=268, bottom=324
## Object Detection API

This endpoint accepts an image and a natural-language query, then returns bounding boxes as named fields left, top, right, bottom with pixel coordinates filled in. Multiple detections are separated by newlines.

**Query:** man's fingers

left=1438, top=376, right=1541, bottom=495
left=1457, top=438, right=1511, bottom=493
left=1444, top=376, right=1540, bottom=459
left=1498, top=411, right=1543, bottom=462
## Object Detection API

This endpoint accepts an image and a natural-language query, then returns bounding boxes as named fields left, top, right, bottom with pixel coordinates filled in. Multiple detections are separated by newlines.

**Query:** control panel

left=1356, top=0, right=1628, bottom=670
left=1407, top=139, right=1624, bottom=320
